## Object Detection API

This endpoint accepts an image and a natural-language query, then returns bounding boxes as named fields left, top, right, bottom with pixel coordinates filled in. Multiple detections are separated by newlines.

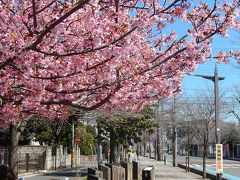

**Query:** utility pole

left=189, top=65, right=224, bottom=180
left=172, top=97, right=177, bottom=167
left=214, top=65, right=223, bottom=180
left=214, top=66, right=221, bottom=146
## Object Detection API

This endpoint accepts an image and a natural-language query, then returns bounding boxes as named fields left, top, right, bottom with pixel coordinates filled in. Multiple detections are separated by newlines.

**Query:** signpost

left=75, top=137, right=81, bottom=145
left=216, top=144, right=223, bottom=177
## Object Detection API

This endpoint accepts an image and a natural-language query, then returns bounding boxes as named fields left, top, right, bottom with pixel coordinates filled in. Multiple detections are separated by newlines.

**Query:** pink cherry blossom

left=0, top=0, right=239, bottom=127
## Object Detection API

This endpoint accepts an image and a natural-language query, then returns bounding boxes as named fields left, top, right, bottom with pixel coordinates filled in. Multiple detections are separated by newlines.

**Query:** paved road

left=22, top=167, right=88, bottom=180
left=20, top=161, right=98, bottom=180
left=165, top=154, right=240, bottom=178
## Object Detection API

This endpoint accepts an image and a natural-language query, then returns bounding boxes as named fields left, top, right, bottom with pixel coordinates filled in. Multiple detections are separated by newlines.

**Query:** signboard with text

left=216, top=144, right=223, bottom=173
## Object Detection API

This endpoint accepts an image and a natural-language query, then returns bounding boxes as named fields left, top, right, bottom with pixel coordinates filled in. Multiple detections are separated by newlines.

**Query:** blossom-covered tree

left=0, top=0, right=239, bottom=176
left=0, top=0, right=239, bottom=125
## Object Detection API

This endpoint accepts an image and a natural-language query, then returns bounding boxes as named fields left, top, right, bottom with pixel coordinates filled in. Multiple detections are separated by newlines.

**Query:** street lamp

left=96, top=123, right=103, bottom=165
left=189, top=65, right=224, bottom=180
left=71, top=117, right=75, bottom=168
left=185, top=117, right=190, bottom=172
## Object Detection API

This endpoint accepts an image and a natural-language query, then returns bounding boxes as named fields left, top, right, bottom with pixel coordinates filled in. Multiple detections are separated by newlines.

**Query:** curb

left=178, top=163, right=217, bottom=180
left=178, top=163, right=240, bottom=180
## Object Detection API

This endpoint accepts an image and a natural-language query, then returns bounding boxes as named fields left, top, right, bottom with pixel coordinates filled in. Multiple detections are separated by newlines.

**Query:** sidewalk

left=18, top=161, right=98, bottom=179
left=20, top=158, right=207, bottom=180
left=138, top=156, right=208, bottom=180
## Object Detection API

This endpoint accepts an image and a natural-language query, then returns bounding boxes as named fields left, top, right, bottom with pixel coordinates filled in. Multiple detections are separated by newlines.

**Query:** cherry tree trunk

left=9, top=124, right=19, bottom=179
left=109, top=130, right=120, bottom=164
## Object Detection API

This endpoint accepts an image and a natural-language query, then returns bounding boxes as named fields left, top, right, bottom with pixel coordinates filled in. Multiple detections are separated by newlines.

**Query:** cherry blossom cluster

left=0, top=0, right=239, bottom=126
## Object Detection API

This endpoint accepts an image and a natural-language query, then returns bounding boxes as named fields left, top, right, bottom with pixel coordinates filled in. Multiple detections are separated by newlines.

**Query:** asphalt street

left=166, top=154, right=240, bottom=178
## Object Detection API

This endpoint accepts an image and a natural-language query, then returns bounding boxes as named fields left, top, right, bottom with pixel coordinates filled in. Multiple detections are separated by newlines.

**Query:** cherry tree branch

left=32, top=26, right=137, bottom=57
left=30, top=55, right=115, bottom=80
left=41, top=70, right=122, bottom=110
left=32, top=0, right=37, bottom=29
left=160, top=0, right=180, bottom=12
left=0, top=57, right=14, bottom=69
left=45, top=84, right=109, bottom=94
left=27, top=0, right=90, bottom=50
left=29, top=0, right=57, bottom=18
left=0, top=0, right=15, bottom=14
left=0, top=0, right=90, bottom=70
left=41, top=95, right=108, bottom=110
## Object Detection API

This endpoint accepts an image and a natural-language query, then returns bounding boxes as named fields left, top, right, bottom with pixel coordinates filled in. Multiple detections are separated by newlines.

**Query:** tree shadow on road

left=43, top=168, right=88, bottom=177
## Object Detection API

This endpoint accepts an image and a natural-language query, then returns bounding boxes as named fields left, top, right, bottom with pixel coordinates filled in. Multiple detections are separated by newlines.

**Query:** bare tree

left=158, top=98, right=182, bottom=167
left=182, top=94, right=215, bottom=179
left=155, top=99, right=173, bottom=161
left=228, top=86, right=240, bottom=125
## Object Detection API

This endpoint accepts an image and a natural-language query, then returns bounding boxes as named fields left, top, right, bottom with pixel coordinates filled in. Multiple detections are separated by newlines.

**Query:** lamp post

left=185, top=113, right=194, bottom=172
left=189, top=65, right=224, bottom=180
left=186, top=118, right=190, bottom=172
left=71, top=118, right=75, bottom=168
left=172, top=97, right=177, bottom=167
left=97, top=123, right=103, bottom=165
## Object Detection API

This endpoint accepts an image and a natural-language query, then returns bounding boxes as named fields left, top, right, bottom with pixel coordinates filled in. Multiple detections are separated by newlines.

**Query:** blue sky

left=181, top=28, right=240, bottom=123
left=182, top=28, right=240, bottom=94
left=171, top=0, right=240, bottom=122
left=151, top=0, right=239, bottom=122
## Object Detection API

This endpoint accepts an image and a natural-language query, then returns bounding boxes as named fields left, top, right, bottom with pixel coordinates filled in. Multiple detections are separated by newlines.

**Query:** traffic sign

left=216, top=144, right=223, bottom=173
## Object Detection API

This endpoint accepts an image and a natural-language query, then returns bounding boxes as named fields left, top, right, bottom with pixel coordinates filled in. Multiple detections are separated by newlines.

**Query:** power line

left=181, top=88, right=237, bottom=93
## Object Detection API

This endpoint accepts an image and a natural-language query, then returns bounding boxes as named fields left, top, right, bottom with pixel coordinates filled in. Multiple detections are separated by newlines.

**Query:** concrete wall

left=18, top=145, right=81, bottom=173
left=18, top=145, right=48, bottom=173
